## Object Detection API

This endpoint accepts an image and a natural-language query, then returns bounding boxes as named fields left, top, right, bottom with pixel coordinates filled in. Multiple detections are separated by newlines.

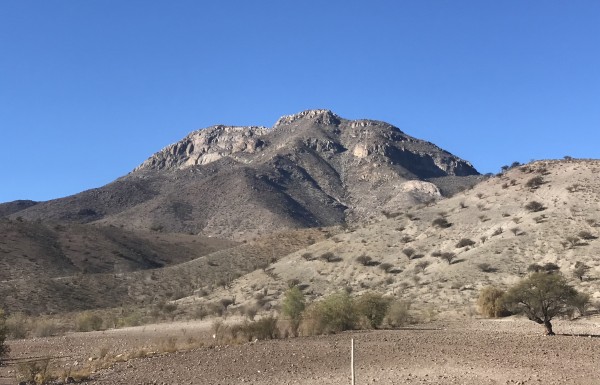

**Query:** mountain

left=3, top=110, right=480, bottom=240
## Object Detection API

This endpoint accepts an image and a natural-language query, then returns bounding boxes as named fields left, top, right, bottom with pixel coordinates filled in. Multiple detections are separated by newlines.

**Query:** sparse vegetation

left=439, top=252, right=456, bottom=265
left=477, top=263, right=497, bottom=273
left=456, top=238, right=475, bottom=248
left=578, top=231, right=596, bottom=240
left=432, top=217, right=452, bottom=228
left=379, top=262, right=394, bottom=273
left=415, top=260, right=430, bottom=272
left=525, top=176, right=545, bottom=189
left=356, top=254, right=373, bottom=266
left=525, top=201, right=546, bottom=212
left=76, top=312, right=104, bottom=332
left=402, top=248, right=415, bottom=259
left=573, top=261, right=590, bottom=281
left=0, top=310, right=9, bottom=365
left=527, top=262, right=560, bottom=273
left=320, top=252, right=341, bottom=263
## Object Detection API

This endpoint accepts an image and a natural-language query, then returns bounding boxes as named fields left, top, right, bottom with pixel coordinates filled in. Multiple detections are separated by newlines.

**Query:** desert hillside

left=186, top=159, right=600, bottom=317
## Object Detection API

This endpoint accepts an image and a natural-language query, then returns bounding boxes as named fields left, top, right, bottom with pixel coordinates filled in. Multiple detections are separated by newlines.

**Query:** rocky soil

left=3, top=317, right=600, bottom=385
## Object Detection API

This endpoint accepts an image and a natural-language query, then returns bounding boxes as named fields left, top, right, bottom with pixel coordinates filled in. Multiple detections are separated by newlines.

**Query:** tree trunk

left=543, top=320, right=555, bottom=335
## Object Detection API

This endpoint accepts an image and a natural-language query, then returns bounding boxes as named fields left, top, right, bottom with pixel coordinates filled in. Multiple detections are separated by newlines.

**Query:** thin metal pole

left=351, top=338, right=355, bottom=385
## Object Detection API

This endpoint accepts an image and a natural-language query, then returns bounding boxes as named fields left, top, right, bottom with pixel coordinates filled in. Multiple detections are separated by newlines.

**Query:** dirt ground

left=3, top=316, right=600, bottom=385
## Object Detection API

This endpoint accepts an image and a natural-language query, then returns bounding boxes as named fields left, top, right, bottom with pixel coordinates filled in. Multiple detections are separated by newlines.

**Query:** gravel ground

left=3, top=317, right=600, bottom=385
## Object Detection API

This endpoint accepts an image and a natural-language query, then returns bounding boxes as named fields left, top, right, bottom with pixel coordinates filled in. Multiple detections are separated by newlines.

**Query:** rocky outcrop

left=135, top=125, right=269, bottom=171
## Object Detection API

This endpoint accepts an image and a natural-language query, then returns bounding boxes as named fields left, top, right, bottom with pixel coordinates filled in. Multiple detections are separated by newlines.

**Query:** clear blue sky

left=1, top=1, right=599, bottom=203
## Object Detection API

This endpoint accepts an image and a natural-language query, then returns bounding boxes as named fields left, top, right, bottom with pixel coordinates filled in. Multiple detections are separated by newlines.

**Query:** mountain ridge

left=3, top=110, right=480, bottom=239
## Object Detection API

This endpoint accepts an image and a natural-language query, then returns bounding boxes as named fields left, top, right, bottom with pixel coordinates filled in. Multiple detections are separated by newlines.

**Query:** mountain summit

left=5, top=110, right=479, bottom=239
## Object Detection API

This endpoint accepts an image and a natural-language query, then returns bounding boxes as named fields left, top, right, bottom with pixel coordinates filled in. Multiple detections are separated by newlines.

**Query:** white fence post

left=351, top=338, right=355, bottom=385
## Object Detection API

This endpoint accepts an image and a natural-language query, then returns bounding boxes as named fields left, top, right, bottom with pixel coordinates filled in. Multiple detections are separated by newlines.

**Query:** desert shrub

left=432, top=217, right=452, bottom=228
left=491, top=227, right=503, bottom=236
left=301, top=252, right=315, bottom=261
left=456, top=238, right=475, bottom=248
left=477, top=286, right=509, bottom=317
left=220, top=298, right=235, bottom=309
left=525, top=176, right=545, bottom=189
left=578, top=231, right=596, bottom=240
left=242, top=305, right=259, bottom=321
left=402, top=248, right=415, bottom=259
left=439, top=252, right=456, bottom=264
left=320, top=252, right=341, bottom=263
left=116, top=310, right=143, bottom=328
left=400, top=235, right=413, bottom=243
left=353, top=292, right=391, bottom=329
left=240, top=317, right=280, bottom=341
left=301, top=291, right=356, bottom=335
left=573, top=261, right=590, bottom=281
left=282, top=286, right=305, bottom=337
left=414, top=260, right=430, bottom=272
left=525, top=201, right=546, bottom=212
left=571, top=292, right=590, bottom=318
left=381, top=210, right=401, bottom=219
left=356, top=254, right=373, bottom=266
left=379, top=263, right=393, bottom=273
left=527, top=262, right=559, bottom=273
left=0, top=310, right=9, bottom=364
left=76, top=312, right=104, bottom=332
left=385, top=300, right=412, bottom=327
left=6, top=312, right=28, bottom=339
left=477, top=263, right=497, bottom=273
left=31, top=319, right=61, bottom=337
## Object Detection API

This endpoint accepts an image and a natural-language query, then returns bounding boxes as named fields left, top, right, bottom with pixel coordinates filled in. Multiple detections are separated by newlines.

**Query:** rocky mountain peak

left=273, top=109, right=341, bottom=127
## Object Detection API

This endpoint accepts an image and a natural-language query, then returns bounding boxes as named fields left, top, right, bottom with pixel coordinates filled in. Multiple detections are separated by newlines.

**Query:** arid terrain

left=1, top=111, right=600, bottom=384
left=3, top=316, right=600, bottom=385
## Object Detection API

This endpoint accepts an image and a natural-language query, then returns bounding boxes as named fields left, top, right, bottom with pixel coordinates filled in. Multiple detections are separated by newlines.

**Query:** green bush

left=282, top=286, right=305, bottom=337
left=503, top=272, right=580, bottom=335
left=302, top=291, right=356, bottom=335
left=354, top=292, right=391, bottom=329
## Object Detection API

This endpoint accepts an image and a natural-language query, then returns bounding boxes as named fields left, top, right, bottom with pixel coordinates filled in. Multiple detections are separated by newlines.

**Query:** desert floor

left=3, top=316, right=600, bottom=385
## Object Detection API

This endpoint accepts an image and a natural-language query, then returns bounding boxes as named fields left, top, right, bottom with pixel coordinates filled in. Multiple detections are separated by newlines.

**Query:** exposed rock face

left=135, top=125, right=269, bottom=171
left=9, top=110, right=479, bottom=239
